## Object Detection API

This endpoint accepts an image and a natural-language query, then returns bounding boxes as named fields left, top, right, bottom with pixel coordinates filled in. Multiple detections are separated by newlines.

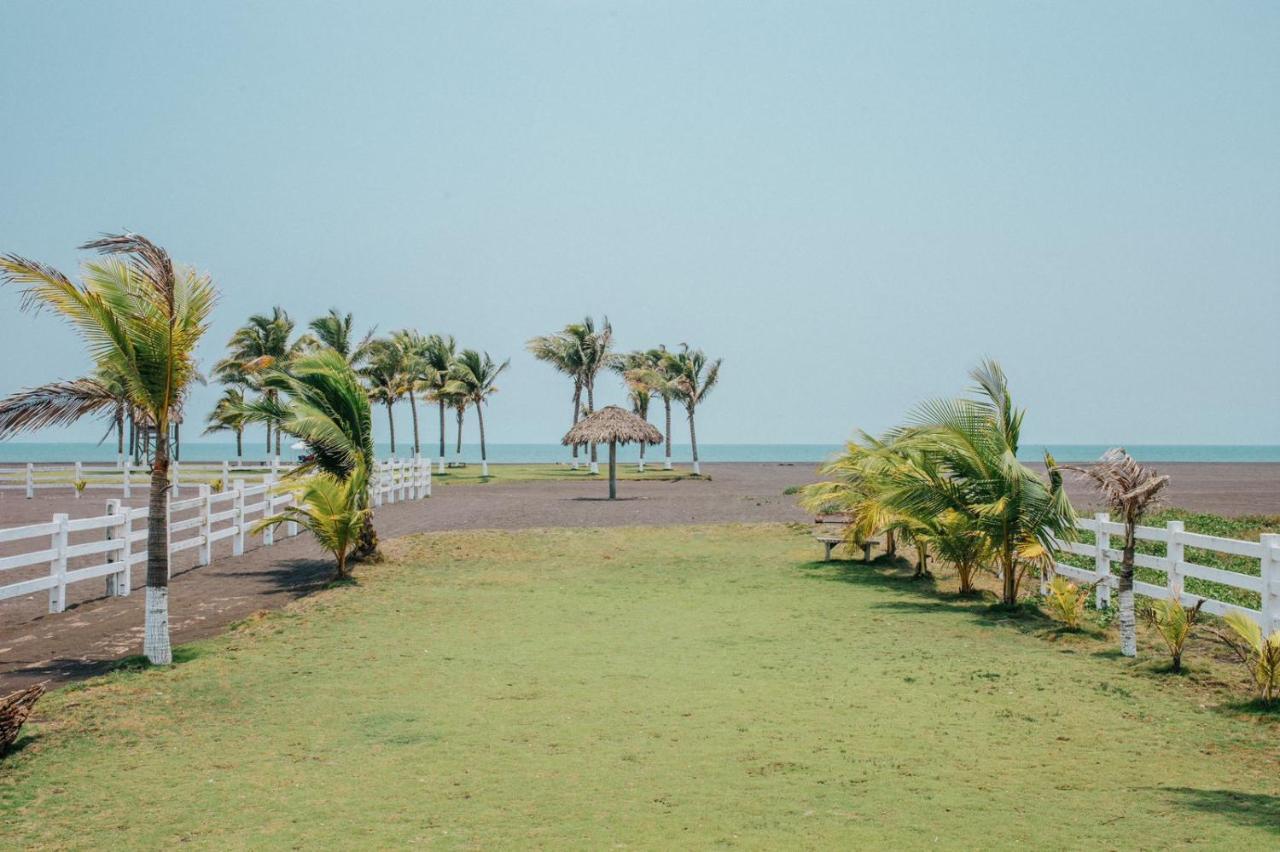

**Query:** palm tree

left=887, top=360, right=1076, bottom=606
left=423, top=334, right=457, bottom=472
left=255, top=463, right=370, bottom=580
left=528, top=326, right=586, bottom=468
left=450, top=349, right=510, bottom=477
left=668, top=344, right=721, bottom=476
left=214, top=307, right=299, bottom=456
left=573, top=317, right=613, bottom=468
left=1064, top=449, right=1168, bottom=657
left=612, top=351, right=656, bottom=470
left=233, top=349, right=380, bottom=559
left=360, top=339, right=409, bottom=457
left=390, top=329, right=437, bottom=459
left=300, top=308, right=374, bottom=364
left=623, top=346, right=679, bottom=470
left=0, top=233, right=216, bottom=664
left=203, top=386, right=248, bottom=459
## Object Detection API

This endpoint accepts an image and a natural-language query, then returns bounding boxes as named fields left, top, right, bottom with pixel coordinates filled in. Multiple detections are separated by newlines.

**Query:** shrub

left=1043, top=576, right=1090, bottom=629
left=1143, top=596, right=1204, bottom=672
left=72, top=479, right=88, bottom=497
left=1214, top=613, right=1280, bottom=704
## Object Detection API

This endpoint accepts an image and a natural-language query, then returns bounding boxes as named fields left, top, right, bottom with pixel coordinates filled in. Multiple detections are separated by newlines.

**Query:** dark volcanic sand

left=1, top=462, right=1276, bottom=690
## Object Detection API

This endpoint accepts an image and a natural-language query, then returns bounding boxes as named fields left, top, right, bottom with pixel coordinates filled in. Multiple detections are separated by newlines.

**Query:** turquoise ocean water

left=1, top=443, right=1278, bottom=464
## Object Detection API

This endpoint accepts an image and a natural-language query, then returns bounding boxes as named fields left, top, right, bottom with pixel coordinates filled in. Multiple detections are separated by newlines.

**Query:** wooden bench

left=814, top=514, right=879, bottom=561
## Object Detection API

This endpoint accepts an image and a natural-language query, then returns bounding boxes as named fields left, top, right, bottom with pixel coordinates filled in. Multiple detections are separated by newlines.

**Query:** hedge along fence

left=0, top=458, right=431, bottom=613
left=1048, top=513, right=1280, bottom=634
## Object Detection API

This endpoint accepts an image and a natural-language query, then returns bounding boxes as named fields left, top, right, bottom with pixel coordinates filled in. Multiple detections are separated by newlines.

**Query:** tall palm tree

left=423, top=334, right=457, bottom=471
left=612, top=350, right=656, bottom=469
left=0, top=233, right=216, bottom=664
left=1064, top=449, right=1168, bottom=657
left=391, top=329, right=437, bottom=458
left=203, top=386, right=248, bottom=459
left=887, top=360, right=1076, bottom=606
left=299, top=308, right=374, bottom=364
left=450, top=349, right=510, bottom=476
left=233, top=349, right=380, bottom=559
left=527, top=326, right=586, bottom=468
left=668, top=344, right=721, bottom=476
left=214, top=306, right=299, bottom=456
left=360, top=339, right=409, bottom=456
left=624, top=346, right=679, bottom=470
left=574, top=317, right=613, bottom=467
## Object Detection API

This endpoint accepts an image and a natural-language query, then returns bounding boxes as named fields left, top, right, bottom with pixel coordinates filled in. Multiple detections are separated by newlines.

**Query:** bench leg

left=824, top=541, right=835, bottom=561
left=862, top=542, right=872, bottom=562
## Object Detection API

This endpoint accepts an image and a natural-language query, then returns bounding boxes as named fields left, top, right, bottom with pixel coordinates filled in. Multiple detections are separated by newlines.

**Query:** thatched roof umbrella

left=562, top=405, right=663, bottom=499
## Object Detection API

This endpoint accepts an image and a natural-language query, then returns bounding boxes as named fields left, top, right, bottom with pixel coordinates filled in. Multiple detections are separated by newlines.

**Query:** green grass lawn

left=3, top=525, right=1277, bottom=848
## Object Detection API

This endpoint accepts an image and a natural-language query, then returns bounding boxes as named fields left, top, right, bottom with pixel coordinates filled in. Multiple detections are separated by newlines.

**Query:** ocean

left=1, top=442, right=1278, bottom=465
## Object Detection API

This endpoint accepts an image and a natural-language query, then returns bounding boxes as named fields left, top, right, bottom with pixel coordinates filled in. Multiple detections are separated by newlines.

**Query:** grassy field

left=2, top=525, right=1277, bottom=848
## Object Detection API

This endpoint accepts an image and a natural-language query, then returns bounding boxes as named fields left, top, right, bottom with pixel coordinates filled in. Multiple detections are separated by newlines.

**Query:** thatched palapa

left=562, top=406, right=662, bottom=499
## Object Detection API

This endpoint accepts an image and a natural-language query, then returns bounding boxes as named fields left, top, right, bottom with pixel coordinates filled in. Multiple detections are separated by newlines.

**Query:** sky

left=1, top=1, right=1277, bottom=447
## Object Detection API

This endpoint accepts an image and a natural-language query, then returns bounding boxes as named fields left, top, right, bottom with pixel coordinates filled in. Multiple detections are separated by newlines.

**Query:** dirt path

left=1, top=461, right=1276, bottom=691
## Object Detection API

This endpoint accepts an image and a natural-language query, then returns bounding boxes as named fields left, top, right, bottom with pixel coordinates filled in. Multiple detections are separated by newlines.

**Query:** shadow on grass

left=1160, top=788, right=1280, bottom=835
left=108, top=644, right=207, bottom=674
left=801, top=555, right=1059, bottom=633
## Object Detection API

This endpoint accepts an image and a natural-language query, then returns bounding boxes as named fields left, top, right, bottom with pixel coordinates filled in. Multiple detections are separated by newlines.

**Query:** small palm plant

left=1065, top=449, right=1169, bottom=657
left=1043, top=576, right=1091, bottom=629
left=255, top=465, right=370, bottom=580
left=1214, top=613, right=1280, bottom=705
left=1144, top=596, right=1205, bottom=672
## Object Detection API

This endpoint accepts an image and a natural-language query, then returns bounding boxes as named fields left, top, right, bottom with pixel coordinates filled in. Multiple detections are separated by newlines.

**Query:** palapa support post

left=608, top=440, right=617, bottom=500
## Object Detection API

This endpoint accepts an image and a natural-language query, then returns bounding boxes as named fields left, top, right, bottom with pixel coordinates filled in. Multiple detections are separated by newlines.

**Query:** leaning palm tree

left=360, top=338, right=409, bottom=456
left=451, top=349, right=510, bottom=477
left=0, top=233, right=216, bottom=664
left=528, top=326, right=587, bottom=468
left=300, top=308, right=374, bottom=364
left=611, top=350, right=657, bottom=470
left=423, top=334, right=457, bottom=471
left=233, top=349, right=380, bottom=559
left=204, top=386, right=248, bottom=459
left=887, top=360, right=1076, bottom=606
left=625, top=346, right=679, bottom=470
left=668, top=344, right=721, bottom=476
left=1064, top=449, right=1169, bottom=657
left=391, top=329, right=438, bottom=458
left=214, top=306, right=299, bottom=456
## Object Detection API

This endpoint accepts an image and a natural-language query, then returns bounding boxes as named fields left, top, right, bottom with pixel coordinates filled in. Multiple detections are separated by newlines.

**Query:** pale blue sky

left=1, top=1, right=1277, bottom=446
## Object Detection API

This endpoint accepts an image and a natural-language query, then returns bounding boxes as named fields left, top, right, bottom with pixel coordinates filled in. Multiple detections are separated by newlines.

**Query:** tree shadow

left=1160, top=788, right=1280, bottom=835
left=1, top=732, right=41, bottom=760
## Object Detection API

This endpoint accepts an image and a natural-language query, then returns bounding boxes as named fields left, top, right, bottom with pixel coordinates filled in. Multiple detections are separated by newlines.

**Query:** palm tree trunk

left=386, top=401, right=396, bottom=455
left=144, top=431, right=173, bottom=665
left=688, top=406, right=700, bottom=475
left=1119, top=520, right=1137, bottom=657
left=455, top=407, right=464, bottom=458
left=570, top=385, right=581, bottom=464
left=608, top=440, right=617, bottom=499
left=477, top=404, right=488, bottom=476
left=663, top=398, right=673, bottom=470
left=266, top=421, right=272, bottom=455
left=587, top=383, right=597, bottom=463
left=438, top=400, right=447, bottom=460
left=1001, top=548, right=1017, bottom=606
left=235, top=428, right=243, bottom=459
left=116, top=407, right=125, bottom=465
left=408, top=388, right=420, bottom=457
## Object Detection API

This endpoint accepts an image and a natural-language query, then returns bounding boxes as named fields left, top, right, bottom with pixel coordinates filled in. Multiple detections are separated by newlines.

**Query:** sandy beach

left=2, top=461, right=1277, bottom=691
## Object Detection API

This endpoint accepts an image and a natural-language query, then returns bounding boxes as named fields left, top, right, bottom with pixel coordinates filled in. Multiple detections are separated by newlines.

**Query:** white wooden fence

left=0, top=458, right=431, bottom=613
left=0, top=458, right=294, bottom=499
left=1050, top=513, right=1280, bottom=634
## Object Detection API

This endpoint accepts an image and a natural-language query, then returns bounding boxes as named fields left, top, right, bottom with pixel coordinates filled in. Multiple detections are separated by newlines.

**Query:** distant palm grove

left=0, top=234, right=724, bottom=664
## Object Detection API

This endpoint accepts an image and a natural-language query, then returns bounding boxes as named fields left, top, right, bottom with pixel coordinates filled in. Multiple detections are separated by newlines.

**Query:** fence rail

left=1049, top=513, right=1280, bottom=634
left=0, top=458, right=431, bottom=613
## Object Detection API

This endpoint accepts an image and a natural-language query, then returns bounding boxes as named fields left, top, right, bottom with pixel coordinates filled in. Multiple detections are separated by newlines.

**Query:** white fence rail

left=0, top=458, right=431, bottom=613
left=0, top=458, right=296, bottom=499
left=1050, top=513, right=1280, bottom=634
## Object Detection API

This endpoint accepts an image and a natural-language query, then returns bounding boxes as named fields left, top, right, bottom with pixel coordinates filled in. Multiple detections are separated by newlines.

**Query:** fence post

left=221, top=460, right=230, bottom=489
left=262, top=475, right=276, bottom=546
left=118, top=503, right=133, bottom=596
left=74, top=460, right=83, bottom=498
left=122, top=457, right=131, bottom=499
left=1094, top=512, right=1111, bottom=610
left=197, top=484, right=213, bottom=566
left=49, top=513, right=69, bottom=613
left=271, top=455, right=280, bottom=480
left=106, top=499, right=120, bottom=596
left=285, top=487, right=299, bottom=538
left=25, top=462, right=33, bottom=499
left=425, top=456, right=432, bottom=498
left=1260, top=533, right=1280, bottom=635
left=1166, top=520, right=1185, bottom=600
left=232, top=478, right=246, bottom=556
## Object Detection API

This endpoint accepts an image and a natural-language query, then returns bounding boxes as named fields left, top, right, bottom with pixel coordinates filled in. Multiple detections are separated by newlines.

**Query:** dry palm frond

left=1, top=683, right=46, bottom=752
left=1063, top=448, right=1169, bottom=518
left=0, top=378, right=119, bottom=437
left=563, top=405, right=663, bottom=447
